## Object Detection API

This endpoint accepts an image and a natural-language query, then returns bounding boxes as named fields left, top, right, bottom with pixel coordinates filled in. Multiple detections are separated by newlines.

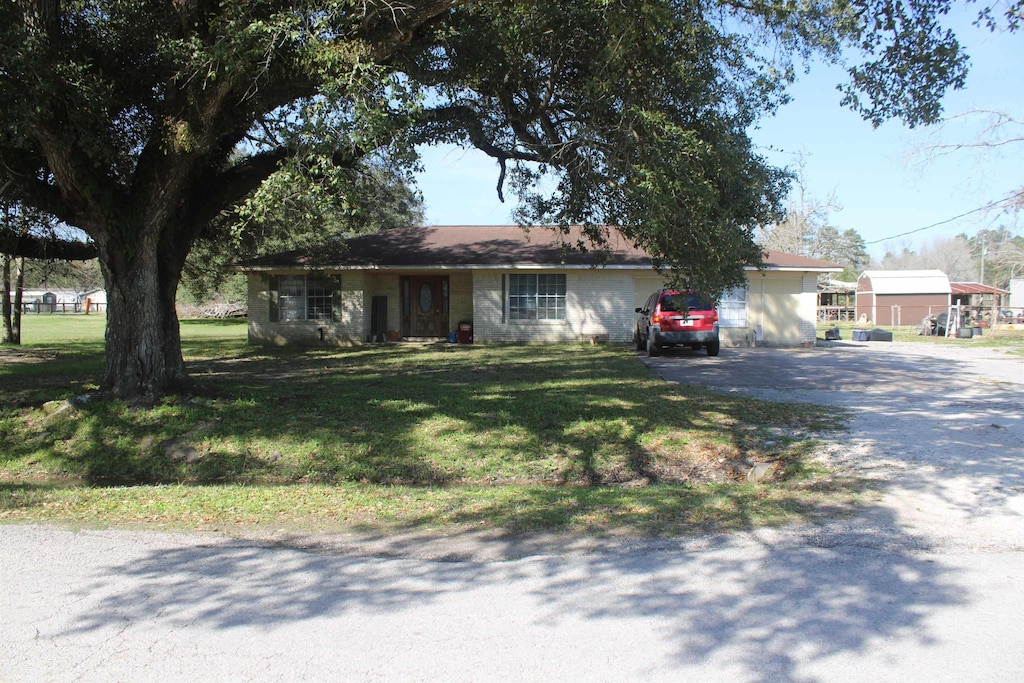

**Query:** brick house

left=240, top=225, right=840, bottom=347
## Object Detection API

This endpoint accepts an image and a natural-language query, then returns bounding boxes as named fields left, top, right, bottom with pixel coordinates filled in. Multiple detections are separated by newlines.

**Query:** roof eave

left=238, top=263, right=844, bottom=273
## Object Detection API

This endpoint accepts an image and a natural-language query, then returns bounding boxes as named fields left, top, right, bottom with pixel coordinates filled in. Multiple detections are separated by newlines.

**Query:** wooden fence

left=19, top=301, right=106, bottom=314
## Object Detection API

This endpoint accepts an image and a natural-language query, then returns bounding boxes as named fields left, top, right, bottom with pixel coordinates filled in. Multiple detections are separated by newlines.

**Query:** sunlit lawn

left=1, top=314, right=862, bottom=537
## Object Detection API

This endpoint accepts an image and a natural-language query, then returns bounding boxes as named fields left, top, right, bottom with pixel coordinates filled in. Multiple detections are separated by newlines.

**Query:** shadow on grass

left=0, top=344, right=843, bottom=521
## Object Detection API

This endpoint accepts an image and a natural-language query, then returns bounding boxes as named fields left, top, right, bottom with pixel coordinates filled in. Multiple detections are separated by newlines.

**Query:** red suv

left=635, top=289, right=720, bottom=357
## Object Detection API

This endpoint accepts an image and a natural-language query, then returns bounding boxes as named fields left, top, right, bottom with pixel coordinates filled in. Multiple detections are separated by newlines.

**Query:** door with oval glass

left=401, top=275, right=449, bottom=338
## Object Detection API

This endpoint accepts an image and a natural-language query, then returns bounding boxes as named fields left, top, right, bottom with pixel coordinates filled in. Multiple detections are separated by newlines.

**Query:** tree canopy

left=181, top=152, right=425, bottom=304
left=0, top=0, right=1002, bottom=399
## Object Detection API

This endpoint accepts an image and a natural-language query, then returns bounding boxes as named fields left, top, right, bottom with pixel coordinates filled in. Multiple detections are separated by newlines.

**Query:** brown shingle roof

left=241, top=225, right=841, bottom=272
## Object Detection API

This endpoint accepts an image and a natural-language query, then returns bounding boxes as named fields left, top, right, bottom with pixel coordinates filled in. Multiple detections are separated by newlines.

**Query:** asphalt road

left=3, top=340, right=1023, bottom=682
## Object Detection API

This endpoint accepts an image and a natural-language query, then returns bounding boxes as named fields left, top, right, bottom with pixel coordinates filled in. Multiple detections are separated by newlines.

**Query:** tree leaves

left=0, top=0, right=998, bottom=397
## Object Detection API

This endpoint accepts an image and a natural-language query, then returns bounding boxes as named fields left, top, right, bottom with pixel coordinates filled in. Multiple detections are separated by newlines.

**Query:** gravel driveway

left=644, top=340, right=1024, bottom=552
left=3, top=340, right=1023, bottom=681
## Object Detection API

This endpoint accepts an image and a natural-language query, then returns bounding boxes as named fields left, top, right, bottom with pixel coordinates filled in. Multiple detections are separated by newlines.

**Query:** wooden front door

left=402, top=276, right=449, bottom=338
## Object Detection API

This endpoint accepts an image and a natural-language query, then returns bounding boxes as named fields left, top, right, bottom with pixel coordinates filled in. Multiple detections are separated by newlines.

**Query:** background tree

left=756, top=160, right=869, bottom=280
left=1, top=200, right=66, bottom=344
left=0, top=0, right=993, bottom=400
left=180, top=152, right=424, bottom=305
left=20, top=258, right=103, bottom=294
left=878, top=234, right=983, bottom=281
left=965, top=226, right=1024, bottom=288
left=985, top=232, right=1024, bottom=285
left=756, top=160, right=840, bottom=257
left=813, top=226, right=871, bottom=280
left=909, top=108, right=1024, bottom=231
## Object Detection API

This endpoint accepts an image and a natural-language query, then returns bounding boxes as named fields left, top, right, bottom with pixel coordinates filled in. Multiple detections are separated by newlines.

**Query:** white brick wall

left=246, top=271, right=364, bottom=345
left=246, top=268, right=821, bottom=348
left=472, top=269, right=635, bottom=343
left=449, top=272, right=474, bottom=330
left=799, top=274, right=819, bottom=346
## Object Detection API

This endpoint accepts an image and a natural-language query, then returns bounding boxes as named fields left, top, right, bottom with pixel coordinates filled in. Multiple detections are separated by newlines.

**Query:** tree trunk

left=97, top=226, right=195, bottom=402
left=2, top=252, right=13, bottom=344
left=2, top=254, right=24, bottom=345
left=13, top=256, right=23, bottom=343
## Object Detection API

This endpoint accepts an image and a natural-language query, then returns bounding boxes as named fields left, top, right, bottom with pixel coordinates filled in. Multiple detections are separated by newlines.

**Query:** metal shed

left=856, top=270, right=952, bottom=326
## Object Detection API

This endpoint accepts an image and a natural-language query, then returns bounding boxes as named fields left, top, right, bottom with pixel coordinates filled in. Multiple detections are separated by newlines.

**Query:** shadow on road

left=58, top=508, right=958, bottom=679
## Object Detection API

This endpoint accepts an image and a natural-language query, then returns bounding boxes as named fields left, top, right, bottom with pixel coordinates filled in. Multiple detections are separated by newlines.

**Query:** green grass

left=818, top=320, right=1024, bottom=354
left=1, top=315, right=862, bottom=537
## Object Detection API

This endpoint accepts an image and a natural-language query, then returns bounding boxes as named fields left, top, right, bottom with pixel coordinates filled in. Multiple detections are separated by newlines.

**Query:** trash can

left=852, top=328, right=869, bottom=341
left=868, top=328, right=893, bottom=342
left=456, top=321, right=473, bottom=344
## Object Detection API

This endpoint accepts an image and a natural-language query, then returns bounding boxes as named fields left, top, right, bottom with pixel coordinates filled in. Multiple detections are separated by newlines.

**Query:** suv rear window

left=660, top=292, right=713, bottom=312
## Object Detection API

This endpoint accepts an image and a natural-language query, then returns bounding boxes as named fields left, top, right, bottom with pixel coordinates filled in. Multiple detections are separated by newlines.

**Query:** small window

left=508, top=273, right=566, bottom=320
left=719, top=286, right=748, bottom=328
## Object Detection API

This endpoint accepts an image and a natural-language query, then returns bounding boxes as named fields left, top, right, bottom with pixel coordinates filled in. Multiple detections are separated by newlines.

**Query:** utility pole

left=979, top=234, right=986, bottom=285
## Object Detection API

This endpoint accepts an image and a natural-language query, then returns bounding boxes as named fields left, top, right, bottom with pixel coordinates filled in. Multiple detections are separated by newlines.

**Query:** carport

left=950, top=281, right=1009, bottom=325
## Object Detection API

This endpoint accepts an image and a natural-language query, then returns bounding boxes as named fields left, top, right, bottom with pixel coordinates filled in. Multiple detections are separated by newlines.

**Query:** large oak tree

left=0, top=0, right=995, bottom=400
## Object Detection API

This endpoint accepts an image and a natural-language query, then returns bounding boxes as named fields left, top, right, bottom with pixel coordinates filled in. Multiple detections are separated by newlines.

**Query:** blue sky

left=414, top=9, right=1022, bottom=260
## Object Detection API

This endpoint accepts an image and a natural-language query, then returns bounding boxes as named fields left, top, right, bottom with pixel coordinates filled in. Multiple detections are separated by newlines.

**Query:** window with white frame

left=508, top=273, right=566, bottom=320
left=718, top=286, right=748, bottom=328
left=274, top=274, right=337, bottom=321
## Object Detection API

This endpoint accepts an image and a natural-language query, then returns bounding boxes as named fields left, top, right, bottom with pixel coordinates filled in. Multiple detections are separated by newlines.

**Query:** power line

left=865, top=190, right=1024, bottom=245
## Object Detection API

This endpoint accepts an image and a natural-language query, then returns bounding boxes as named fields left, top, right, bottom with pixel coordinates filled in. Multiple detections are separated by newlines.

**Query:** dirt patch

left=0, top=348, right=60, bottom=365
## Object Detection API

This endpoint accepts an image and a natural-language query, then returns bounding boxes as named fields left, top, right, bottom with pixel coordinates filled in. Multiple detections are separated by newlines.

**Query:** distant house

left=18, top=288, right=80, bottom=313
left=856, top=270, right=952, bottom=326
left=1011, top=278, right=1024, bottom=309
left=81, top=287, right=107, bottom=313
left=14, top=287, right=106, bottom=314
left=240, top=225, right=840, bottom=348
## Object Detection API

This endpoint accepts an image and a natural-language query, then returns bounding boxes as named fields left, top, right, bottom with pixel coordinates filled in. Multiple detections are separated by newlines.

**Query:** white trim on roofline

left=241, top=263, right=841, bottom=273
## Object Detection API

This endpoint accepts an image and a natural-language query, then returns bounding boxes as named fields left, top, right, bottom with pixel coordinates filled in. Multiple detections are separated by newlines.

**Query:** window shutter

left=331, top=275, right=342, bottom=322
left=268, top=275, right=279, bottom=322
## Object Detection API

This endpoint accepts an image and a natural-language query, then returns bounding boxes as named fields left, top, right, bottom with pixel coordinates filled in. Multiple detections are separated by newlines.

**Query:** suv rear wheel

left=634, top=328, right=644, bottom=351
left=646, top=331, right=660, bottom=357
left=706, top=340, right=720, bottom=356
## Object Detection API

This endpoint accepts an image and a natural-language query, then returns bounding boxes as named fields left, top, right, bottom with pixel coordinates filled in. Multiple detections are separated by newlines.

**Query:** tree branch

left=0, top=230, right=97, bottom=260
left=0, top=153, right=75, bottom=225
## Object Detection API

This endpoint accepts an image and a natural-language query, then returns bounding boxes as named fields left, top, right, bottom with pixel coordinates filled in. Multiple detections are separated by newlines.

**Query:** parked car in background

left=635, top=289, right=720, bottom=357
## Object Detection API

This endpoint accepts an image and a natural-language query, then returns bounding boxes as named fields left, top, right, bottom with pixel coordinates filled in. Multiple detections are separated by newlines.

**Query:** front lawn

left=1, top=316, right=859, bottom=537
